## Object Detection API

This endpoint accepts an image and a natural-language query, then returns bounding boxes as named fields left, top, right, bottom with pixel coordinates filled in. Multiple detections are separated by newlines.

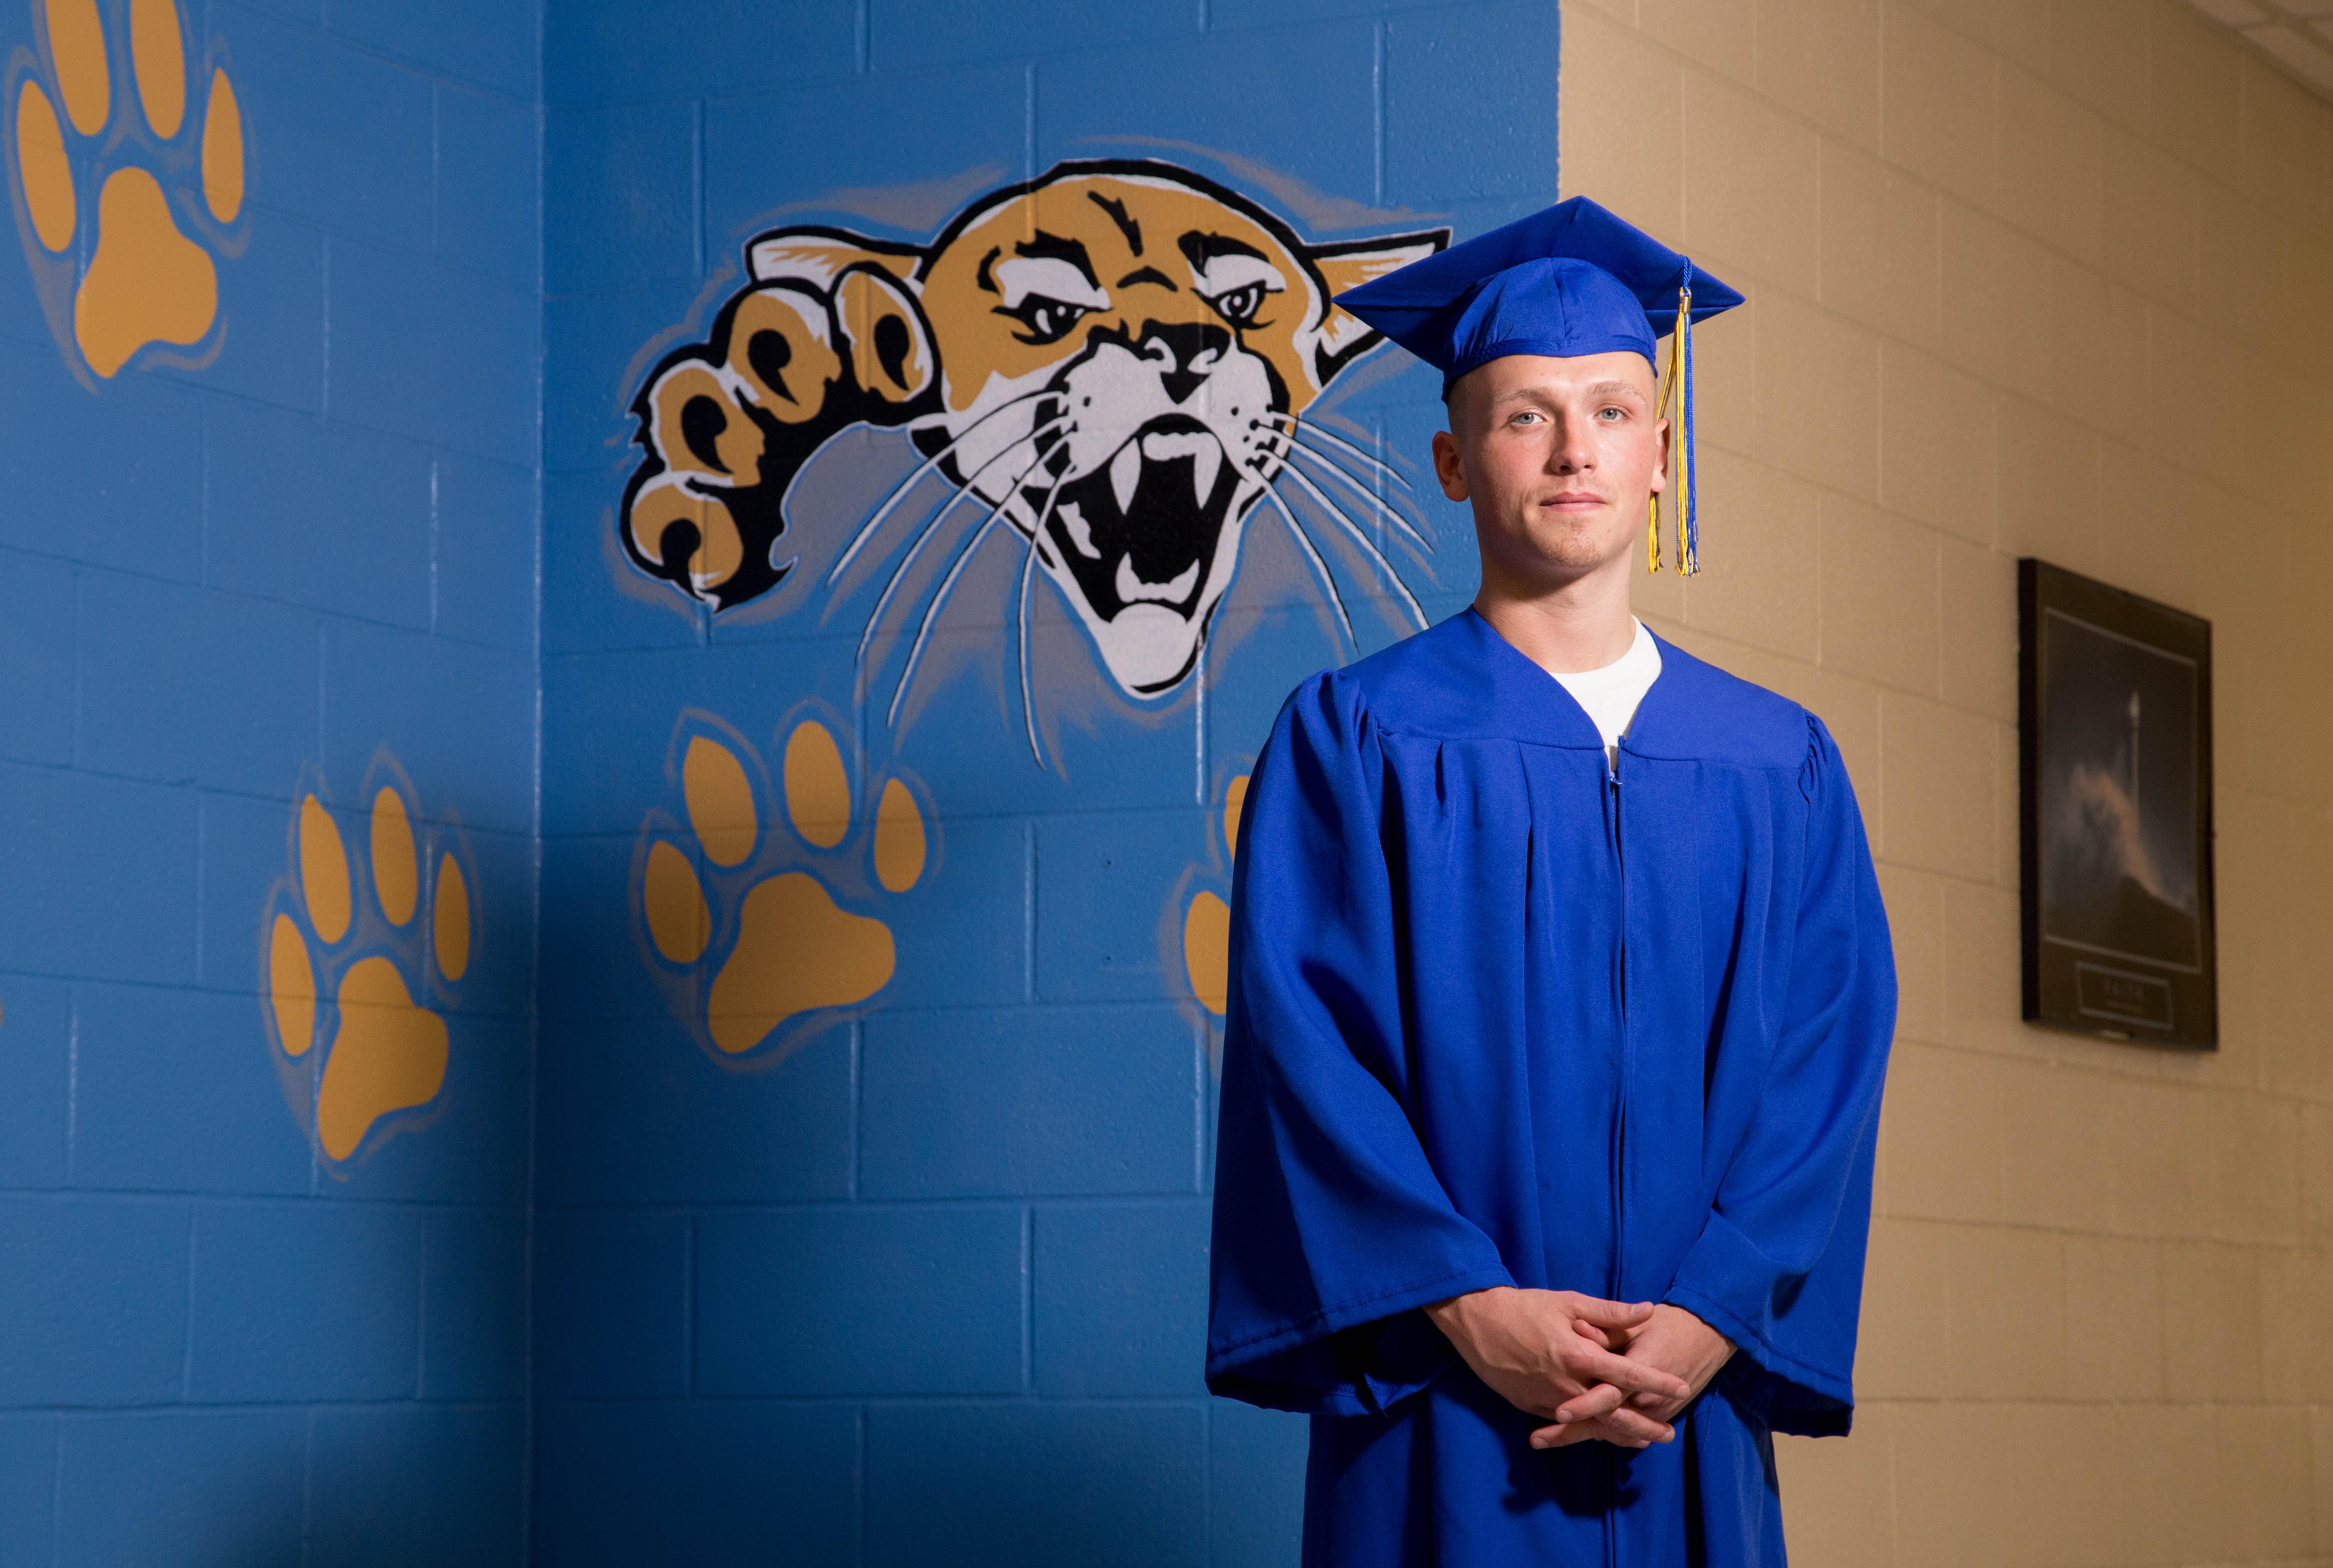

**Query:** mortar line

left=1372, top=22, right=1385, bottom=208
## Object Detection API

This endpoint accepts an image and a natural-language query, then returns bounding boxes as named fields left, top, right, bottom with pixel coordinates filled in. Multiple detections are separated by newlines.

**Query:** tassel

left=1678, top=265, right=1698, bottom=577
left=1648, top=294, right=1684, bottom=574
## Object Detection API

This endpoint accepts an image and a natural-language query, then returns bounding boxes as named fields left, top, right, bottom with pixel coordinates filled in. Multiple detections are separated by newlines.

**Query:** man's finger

left=1530, top=1412, right=1672, bottom=1451
left=1560, top=1343, right=1693, bottom=1401
left=1532, top=1420, right=1603, bottom=1449
left=1555, top=1382, right=1627, bottom=1424
left=1569, top=1318, right=1629, bottom=1352
left=1595, top=1406, right=1676, bottom=1445
left=1567, top=1296, right=1657, bottom=1330
left=1532, top=1418, right=1622, bottom=1450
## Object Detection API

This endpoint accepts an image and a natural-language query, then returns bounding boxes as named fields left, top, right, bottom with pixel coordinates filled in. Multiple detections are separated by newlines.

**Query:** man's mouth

left=1025, top=414, right=1241, bottom=620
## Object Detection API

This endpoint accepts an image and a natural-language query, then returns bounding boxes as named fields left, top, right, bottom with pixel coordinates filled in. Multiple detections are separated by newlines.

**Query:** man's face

left=1431, top=350, right=1669, bottom=593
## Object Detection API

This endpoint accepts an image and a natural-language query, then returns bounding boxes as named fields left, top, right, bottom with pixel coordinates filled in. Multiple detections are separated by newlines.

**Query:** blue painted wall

left=533, top=1, right=1556, bottom=1563
left=0, top=0, right=1559, bottom=1560
left=0, top=0, right=540, bottom=1559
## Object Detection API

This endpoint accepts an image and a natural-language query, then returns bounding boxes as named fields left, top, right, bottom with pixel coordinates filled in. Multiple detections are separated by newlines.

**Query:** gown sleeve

left=1205, top=673, right=1515, bottom=1417
left=1662, top=715, right=1896, bottom=1437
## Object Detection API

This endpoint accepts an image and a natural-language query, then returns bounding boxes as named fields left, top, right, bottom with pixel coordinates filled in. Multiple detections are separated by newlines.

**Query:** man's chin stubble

left=1528, top=520, right=1633, bottom=573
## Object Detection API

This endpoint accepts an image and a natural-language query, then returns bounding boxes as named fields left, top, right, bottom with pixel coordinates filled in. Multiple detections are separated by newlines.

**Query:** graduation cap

left=1334, top=197, right=1743, bottom=576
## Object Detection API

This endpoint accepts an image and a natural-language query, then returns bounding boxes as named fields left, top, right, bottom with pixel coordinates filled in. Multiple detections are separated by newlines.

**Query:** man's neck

left=1472, top=562, right=1639, bottom=676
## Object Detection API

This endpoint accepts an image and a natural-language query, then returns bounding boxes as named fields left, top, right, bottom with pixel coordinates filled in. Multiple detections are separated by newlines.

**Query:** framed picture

left=2017, top=560, right=2217, bottom=1048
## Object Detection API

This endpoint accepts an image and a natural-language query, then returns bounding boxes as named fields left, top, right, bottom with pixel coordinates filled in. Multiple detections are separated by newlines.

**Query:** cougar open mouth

left=1024, top=414, right=1240, bottom=621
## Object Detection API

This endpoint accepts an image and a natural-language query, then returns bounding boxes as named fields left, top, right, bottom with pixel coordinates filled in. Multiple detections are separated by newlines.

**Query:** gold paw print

left=1181, top=773, right=1248, bottom=1016
left=9, top=0, right=244, bottom=378
left=635, top=712, right=925, bottom=1058
left=263, top=765, right=473, bottom=1165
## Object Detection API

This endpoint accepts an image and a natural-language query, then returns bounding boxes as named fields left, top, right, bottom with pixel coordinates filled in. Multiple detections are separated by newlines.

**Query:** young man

left=1206, top=199, right=1896, bottom=1565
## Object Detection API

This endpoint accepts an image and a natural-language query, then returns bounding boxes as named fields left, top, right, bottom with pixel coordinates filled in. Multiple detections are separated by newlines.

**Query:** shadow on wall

left=529, top=134, right=1476, bottom=1563
left=51, top=1403, right=523, bottom=1564
left=863, top=1406, right=1210, bottom=1564
left=530, top=1399, right=1313, bottom=1564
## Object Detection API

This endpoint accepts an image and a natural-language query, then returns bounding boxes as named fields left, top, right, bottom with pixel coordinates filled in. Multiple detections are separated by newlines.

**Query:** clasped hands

left=1422, top=1287, right=1734, bottom=1449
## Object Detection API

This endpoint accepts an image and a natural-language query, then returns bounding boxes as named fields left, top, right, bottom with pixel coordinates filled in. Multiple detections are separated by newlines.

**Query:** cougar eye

left=1002, top=296, right=1090, bottom=345
left=1209, top=283, right=1266, bottom=328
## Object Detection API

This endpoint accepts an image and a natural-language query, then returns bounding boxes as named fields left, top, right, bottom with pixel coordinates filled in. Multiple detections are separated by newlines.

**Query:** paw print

left=1180, top=772, right=1248, bottom=1017
left=262, top=763, right=473, bottom=1165
left=7, top=0, right=244, bottom=378
left=633, top=711, right=926, bottom=1060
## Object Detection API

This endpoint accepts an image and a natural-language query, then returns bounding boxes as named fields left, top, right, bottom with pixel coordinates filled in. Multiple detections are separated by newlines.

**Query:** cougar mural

left=613, top=156, right=1453, bottom=1060
left=622, top=158, right=1446, bottom=708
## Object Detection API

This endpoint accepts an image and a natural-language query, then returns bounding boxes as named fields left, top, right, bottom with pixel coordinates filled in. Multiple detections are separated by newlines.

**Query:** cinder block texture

left=7, top=0, right=2329, bottom=1562
left=1567, top=2, right=2333, bottom=1564
left=0, top=0, right=541, bottom=1554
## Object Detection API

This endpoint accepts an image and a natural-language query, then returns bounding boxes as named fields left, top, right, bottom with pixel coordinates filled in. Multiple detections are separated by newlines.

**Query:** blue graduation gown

left=1206, top=609, right=1894, bottom=1567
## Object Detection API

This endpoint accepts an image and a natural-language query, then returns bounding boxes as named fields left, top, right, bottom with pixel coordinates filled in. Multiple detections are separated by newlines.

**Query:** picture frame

left=2018, top=559, right=2218, bottom=1048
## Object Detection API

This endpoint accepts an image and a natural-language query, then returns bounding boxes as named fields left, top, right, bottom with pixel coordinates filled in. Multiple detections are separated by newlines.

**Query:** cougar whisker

left=1262, top=483, right=1355, bottom=653
left=827, top=389, right=1058, bottom=585
left=888, top=464, right=1074, bottom=729
left=885, top=515, right=1001, bottom=730
left=1273, top=462, right=1427, bottom=630
left=1016, top=517, right=1045, bottom=769
left=854, top=421, right=1070, bottom=675
left=1253, top=412, right=1415, bottom=492
left=1278, top=440, right=1434, bottom=554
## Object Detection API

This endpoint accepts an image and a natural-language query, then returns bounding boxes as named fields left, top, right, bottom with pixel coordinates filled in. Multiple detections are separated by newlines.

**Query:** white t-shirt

left=1548, top=618, right=1662, bottom=770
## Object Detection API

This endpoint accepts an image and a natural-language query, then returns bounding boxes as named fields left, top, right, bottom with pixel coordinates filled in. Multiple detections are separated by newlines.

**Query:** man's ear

left=1306, top=229, right=1449, bottom=385
left=1431, top=428, right=1469, bottom=504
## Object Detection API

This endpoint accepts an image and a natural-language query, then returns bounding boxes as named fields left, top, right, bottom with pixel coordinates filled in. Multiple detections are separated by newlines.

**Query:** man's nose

left=1546, top=415, right=1593, bottom=473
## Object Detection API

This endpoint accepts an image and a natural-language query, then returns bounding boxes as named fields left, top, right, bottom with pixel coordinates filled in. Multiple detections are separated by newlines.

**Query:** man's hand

left=1424, top=1287, right=1693, bottom=1448
left=1529, top=1303, right=1735, bottom=1450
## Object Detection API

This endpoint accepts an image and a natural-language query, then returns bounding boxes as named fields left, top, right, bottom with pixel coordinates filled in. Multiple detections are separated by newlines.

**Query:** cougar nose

left=1139, top=320, right=1231, bottom=405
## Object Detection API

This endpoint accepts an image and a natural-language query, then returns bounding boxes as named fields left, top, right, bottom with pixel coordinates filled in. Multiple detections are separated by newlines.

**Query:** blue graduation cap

left=1334, top=197, right=1743, bottom=576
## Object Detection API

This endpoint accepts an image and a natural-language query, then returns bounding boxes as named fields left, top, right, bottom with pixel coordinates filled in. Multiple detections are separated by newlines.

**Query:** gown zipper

left=1608, top=753, right=1628, bottom=1299
left=1607, top=753, right=1628, bottom=1568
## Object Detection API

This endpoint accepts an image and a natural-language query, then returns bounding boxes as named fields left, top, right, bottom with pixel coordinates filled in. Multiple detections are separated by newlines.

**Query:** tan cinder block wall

left=1563, top=0, right=2333, bottom=1562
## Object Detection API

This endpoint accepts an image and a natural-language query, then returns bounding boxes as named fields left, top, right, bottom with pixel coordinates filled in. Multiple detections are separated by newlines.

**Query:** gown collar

left=1459, top=605, right=1646, bottom=753
left=1452, top=606, right=1780, bottom=765
left=1364, top=610, right=1806, bottom=769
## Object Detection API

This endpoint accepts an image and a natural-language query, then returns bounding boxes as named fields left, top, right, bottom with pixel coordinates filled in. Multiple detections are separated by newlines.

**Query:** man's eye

left=1510, top=411, right=1543, bottom=426
left=1209, top=283, right=1267, bottom=327
left=1003, top=297, right=1090, bottom=345
left=1597, top=406, right=1626, bottom=421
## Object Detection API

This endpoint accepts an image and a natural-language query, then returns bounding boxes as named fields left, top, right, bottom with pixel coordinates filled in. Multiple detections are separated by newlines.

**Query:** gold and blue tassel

left=1647, top=285, right=1680, bottom=573
left=1679, top=265, right=1698, bottom=576
left=1646, top=269, right=1700, bottom=577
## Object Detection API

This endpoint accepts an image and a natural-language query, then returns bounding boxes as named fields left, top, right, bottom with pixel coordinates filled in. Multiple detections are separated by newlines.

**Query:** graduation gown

left=1206, top=609, right=1894, bottom=1567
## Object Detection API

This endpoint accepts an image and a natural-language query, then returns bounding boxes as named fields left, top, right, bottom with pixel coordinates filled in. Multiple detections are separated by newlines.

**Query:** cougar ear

left=746, top=228, right=936, bottom=412
left=1306, top=229, right=1450, bottom=385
